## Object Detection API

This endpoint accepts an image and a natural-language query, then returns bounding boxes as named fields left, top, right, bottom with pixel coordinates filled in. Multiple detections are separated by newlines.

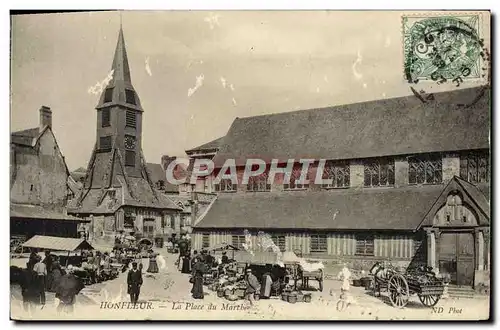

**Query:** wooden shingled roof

left=194, top=177, right=489, bottom=231
left=212, top=86, right=490, bottom=167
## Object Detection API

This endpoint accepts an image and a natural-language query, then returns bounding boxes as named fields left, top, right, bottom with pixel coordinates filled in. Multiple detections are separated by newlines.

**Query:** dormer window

left=126, top=110, right=136, bottom=128
left=103, top=88, right=114, bottom=103
left=125, top=89, right=136, bottom=105
left=108, top=189, right=116, bottom=199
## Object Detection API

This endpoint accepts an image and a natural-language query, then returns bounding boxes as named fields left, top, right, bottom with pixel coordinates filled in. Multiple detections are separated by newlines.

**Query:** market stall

left=210, top=243, right=239, bottom=260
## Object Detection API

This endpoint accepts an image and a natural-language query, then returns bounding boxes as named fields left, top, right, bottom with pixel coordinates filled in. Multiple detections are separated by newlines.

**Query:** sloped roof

left=186, top=136, right=225, bottom=153
left=11, top=128, right=40, bottom=146
left=70, top=171, right=86, bottom=182
left=195, top=185, right=446, bottom=231
left=11, top=203, right=87, bottom=222
left=455, top=177, right=490, bottom=218
left=213, top=86, right=490, bottom=167
left=417, top=177, right=490, bottom=229
left=146, top=163, right=166, bottom=183
left=22, top=235, right=94, bottom=251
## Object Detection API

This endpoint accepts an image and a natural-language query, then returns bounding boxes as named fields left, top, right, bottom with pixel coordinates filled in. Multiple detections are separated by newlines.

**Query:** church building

left=191, top=86, right=490, bottom=289
left=69, top=26, right=181, bottom=241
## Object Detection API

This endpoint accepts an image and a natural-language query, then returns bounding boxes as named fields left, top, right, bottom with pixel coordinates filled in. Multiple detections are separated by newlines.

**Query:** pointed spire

left=111, top=24, right=132, bottom=83
left=96, top=20, right=142, bottom=111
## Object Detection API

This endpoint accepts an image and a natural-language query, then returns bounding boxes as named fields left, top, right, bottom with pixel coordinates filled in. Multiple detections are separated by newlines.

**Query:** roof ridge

left=234, top=86, right=488, bottom=121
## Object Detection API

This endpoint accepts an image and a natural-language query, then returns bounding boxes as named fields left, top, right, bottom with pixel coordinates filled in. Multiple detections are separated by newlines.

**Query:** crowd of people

left=20, top=251, right=84, bottom=313
left=176, top=247, right=262, bottom=306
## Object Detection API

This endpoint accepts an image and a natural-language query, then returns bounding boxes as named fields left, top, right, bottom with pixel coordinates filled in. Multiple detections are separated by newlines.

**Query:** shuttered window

left=101, top=109, right=110, bottom=127
left=99, top=136, right=112, bottom=151
left=125, top=150, right=135, bottom=167
left=202, top=234, right=210, bottom=248
left=126, top=110, right=137, bottom=128
left=103, top=87, right=114, bottom=103
left=125, top=89, right=136, bottom=105
left=271, top=235, right=286, bottom=252
left=310, top=234, right=327, bottom=253
left=356, top=234, right=375, bottom=256
left=231, top=235, right=246, bottom=249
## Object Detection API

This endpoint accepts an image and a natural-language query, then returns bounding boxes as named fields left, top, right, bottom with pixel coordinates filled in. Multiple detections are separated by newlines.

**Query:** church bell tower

left=95, top=25, right=143, bottom=177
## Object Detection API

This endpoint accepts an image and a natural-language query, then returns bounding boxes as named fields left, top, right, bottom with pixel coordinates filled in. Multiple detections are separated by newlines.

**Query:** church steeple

left=96, top=25, right=142, bottom=111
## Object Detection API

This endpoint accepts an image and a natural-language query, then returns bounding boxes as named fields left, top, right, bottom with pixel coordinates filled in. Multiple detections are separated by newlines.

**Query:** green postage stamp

left=402, top=14, right=487, bottom=85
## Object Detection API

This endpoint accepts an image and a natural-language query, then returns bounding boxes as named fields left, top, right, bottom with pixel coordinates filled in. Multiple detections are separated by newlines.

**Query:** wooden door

left=456, top=233, right=474, bottom=286
left=438, top=232, right=475, bottom=286
left=143, top=219, right=155, bottom=239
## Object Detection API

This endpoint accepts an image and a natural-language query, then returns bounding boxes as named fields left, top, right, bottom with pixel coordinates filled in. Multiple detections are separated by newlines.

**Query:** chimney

left=161, top=155, right=177, bottom=170
left=39, top=106, right=52, bottom=132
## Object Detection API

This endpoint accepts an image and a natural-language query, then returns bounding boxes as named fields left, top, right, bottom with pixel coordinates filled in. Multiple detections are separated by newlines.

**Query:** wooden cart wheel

left=418, top=294, right=441, bottom=307
left=388, top=274, right=409, bottom=308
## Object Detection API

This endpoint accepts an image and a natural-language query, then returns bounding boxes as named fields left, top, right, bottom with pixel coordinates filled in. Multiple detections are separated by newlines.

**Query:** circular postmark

left=404, top=16, right=485, bottom=84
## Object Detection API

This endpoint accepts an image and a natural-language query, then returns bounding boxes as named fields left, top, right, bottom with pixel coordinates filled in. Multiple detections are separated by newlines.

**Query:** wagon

left=370, top=262, right=444, bottom=308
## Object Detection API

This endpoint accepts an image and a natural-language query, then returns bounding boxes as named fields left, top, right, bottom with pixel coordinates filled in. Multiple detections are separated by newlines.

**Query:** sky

left=10, top=11, right=489, bottom=171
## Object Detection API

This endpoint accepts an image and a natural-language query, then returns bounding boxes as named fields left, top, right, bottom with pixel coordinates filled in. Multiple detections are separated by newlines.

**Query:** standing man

left=127, top=262, right=143, bottom=304
left=244, top=268, right=260, bottom=307
left=33, top=255, right=47, bottom=305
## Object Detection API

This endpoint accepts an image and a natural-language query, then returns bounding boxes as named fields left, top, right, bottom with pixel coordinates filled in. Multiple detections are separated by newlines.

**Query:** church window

left=322, top=160, right=350, bottom=188
left=126, top=110, right=136, bottom=128
left=103, top=87, right=113, bottom=103
left=125, top=150, right=135, bottom=167
left=247, top=171, right=271, bottom=192
left=99, top=136, right=112, bottom=151
left=125, top=89, right=136, bottom=105
left=214, top=178, right=237, bottom=192
left=409, top=154, right=442, bottom=185
left=364, top=157, right=395, bottom=187
left=101, top=109, right=110, bottom=127
left=284, top=164, right=309, bottom=190
left=460, top=151, right=489, bottom=183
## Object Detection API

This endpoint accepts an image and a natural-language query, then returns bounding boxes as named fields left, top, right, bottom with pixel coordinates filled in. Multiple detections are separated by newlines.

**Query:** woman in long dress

left=190, top=257, right=207, bottom=299
left=147, top=251, right=159, bottom=273
left=181, top=252, right=191, bottom=274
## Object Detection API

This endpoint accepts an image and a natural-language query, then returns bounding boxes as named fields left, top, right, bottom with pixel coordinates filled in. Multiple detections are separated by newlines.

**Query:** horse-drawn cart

left=370, top=262, right=444, bottom=308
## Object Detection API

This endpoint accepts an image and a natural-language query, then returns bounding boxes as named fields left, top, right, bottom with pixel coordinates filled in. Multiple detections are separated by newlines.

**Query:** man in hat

left=244, top=268, right=260, bottom=306
left=127, top=261, right=143, bottom=304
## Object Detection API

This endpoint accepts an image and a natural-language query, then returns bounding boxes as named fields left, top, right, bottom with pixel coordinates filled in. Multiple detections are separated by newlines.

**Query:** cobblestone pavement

left=10, top=252, right=490, bottom=321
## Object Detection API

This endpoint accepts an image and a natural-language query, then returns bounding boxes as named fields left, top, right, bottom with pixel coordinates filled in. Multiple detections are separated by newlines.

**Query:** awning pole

left=66, top=250, right=70, bottom=267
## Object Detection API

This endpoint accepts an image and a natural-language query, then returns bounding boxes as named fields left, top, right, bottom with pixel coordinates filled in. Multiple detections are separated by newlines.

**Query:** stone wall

left=10, top=131, right=69, bottom=206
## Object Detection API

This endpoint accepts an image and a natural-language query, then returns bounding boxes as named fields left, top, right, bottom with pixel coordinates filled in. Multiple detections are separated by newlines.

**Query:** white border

left=2, top=1, right=498, bottom=329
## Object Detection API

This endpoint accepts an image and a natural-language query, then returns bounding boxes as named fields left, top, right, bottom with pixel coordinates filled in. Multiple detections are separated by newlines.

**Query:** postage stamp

left=402, top=14, right=486, bottom=85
